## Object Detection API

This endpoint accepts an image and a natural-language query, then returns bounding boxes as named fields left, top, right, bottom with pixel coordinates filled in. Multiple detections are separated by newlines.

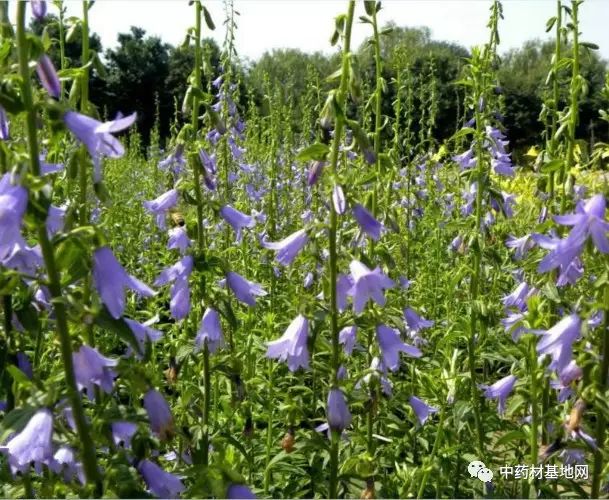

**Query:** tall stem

left=591, top=278, right=609, bottom=498
left=561, top=0, right=580, bottom=214
left=16, top=2, right=101, bottom=490
left=328, top=3, right=355, bottom=498
left=190, top=0, right=210, bottom=468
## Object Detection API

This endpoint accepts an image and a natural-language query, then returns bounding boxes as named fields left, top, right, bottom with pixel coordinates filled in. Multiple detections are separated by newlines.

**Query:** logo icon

left=468, top=460, right=494, bottom=483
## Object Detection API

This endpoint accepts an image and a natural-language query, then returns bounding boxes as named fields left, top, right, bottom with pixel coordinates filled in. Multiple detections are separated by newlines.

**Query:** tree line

left=33, top=15, right=608, bottom=151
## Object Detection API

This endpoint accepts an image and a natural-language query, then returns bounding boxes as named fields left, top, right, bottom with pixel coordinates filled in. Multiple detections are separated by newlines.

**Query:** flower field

left=0, top=0, right=609, bottom=498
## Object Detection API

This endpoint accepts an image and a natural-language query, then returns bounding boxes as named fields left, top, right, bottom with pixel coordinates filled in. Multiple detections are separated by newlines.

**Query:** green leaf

left=581, top=41, right=599, bottom=50
left=545, top=16, right=557, bottom=33
left=296, top=143, right=329, bottom=162
left=540, top=159, right=564, bottom=173
left=202, top=6, right=215, bottom=30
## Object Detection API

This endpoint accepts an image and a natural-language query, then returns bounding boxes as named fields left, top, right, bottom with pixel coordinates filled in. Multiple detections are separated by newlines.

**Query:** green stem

left=468, top=85, right=486, bottom=458
left=327, top=3, right=355, bottom=497
left=16, top=2, right=101, bottom=490
left=561, top=0, right=580, bottom=214
left=417, top=406, right=447, bottom=498
left=591, top=280, right=609, bottom=498
left=190, top=0, right=211, bottom=469
left=529, top=337, right=539, bottom=491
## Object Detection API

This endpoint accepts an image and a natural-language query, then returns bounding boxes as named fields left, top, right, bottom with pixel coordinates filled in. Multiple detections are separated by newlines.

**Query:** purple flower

left=502, top=282, right=534, bottom=311
left=167, top=227, right=191, bottom=254
left=534, top=232, right=584, bottom=283
left=339, top=326, right=357, bottom=355
left=376, top=325, right=422, bottom=371
left=16, top=352, right=33, bottom=379
left=266, top=314, right=309, bottom=371
left=333, top=184, right=346, bottom=214
left=506, top=234, right=533, bottom=260
left=195, top=308, right=224, bottom=354
left=36, top=55, right=60, bottom=98
left=220, top=205, right=255, bottom=242
left=143, top=189, right=178, bottom=230
left=404, top=308, right=434, bottom=332
left=63, top=111, right=136, bottom=183
left=49, top=446, right=84, bottom=484
left=0, top=106, right=8, bottom=140
left=226, top=271, right=267, bottom=306
left=449, top=234, right=463, bottom=253
left=143, top=389, right=174, bottom=440
left=125, top=318, right=163, bottom=354
left=327, top=387, right=351, bottom=432
left=307, top=160, right=325, bottom=186
left=303, top=272, right=314, bottom=288
left=73, top=345, right=118, bottom=398
left=0, top=409, right=53, bottom=473
left=93, top=246, right=155, bottom=319
left=46, top=204, right=66, bottom=236
left=155, top=256, right=193, bottom=320
left=352, top=204, right=383, bottom=241
left=453, top=149, right=476, bottom=170
left=554, top=194, right=609, bottom=254
left=138, top=459, right=185, bottom=498
left=0, top=173, right=28, bottom=261
left=537, top=314, right=581, bottom=374
left=111, top=421, right=138, bottom=448
left=227, top=484, right=256, bottom=499
left=336, top=273, right=354, bottom=312
left=349, top=260, right=395, bottom=313
left=262, top=229, right=308, bottom=266
left=483, top=374, right=516, bottom=415
left=409, top=396, right=438, bottom=425
left=31, top=0, right=46, bottom=19
left=2, top=242, right=42, bottom=274
left=501, top=311, right=526, bottom=341
left=491, top=153, right=515, bottom=176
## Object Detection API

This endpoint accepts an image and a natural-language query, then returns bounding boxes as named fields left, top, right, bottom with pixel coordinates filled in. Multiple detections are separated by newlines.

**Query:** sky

left=29, top=1, right=609, bottom=61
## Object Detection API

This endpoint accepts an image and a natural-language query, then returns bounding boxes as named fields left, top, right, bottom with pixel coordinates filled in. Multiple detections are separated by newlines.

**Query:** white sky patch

left=10, top=1, right=609, bottom=60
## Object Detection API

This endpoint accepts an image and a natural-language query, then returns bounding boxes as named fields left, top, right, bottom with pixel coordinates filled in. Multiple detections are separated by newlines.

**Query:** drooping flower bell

left=167, top=226, right=191, bottom=254
left=138, top=459, right=185, bottom=498
left=0, top=409, right=53, bottom=474
left=339, top=326, right=358, bottom=355
left=266, top=314, right=309, bottom=371
left=0, top=173, right=28, bottom=261
left=376, top=325, right=422, bottom=371
left=409, top=396, right=438, bottom=425
left=64, top=111, right=136, bottom=183
left=36, top=55, right=60, bottom=99
left=0, top=106, right=9, bottom=140
left=125, top=318, right=163, bottom=354
left=155, top=256, right=193, bottom=320
left=31, top=0, right=47, bottom=20
left=144, top=189, right=178, bottom=230
left=72, top=345, right=118, bottom=398
left=111, top=421, right=138, bottom=448
left=404, top=308, right=434, bottom=333
left=220, top=205, right=255, bottom=242
left=482, top=374, right=517, bottom=415
left=554, top=194, right=609, bottom=254
left=349, top=260, right=395, bottom=313
left=195, top=308, right=224, bottom=354
left=261, top=229, right=308, bottom=266
left=92, top=246, right=155, bottom=319
left=352, top=204, right=383, bottom=241
left=327, top=387, right=352, bottom=432
left=226, top=484, right=257, bottom=499
left=537, top=314, right=581, bottom=374
left=143, top=389, right=174, bottom=441
left=226, top=271, right=267, bottom=307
